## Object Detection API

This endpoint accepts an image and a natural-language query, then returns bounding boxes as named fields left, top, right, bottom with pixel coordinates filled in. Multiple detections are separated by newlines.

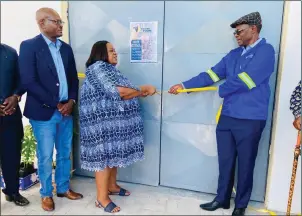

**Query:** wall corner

left=61, top=1, right=70, bottom=44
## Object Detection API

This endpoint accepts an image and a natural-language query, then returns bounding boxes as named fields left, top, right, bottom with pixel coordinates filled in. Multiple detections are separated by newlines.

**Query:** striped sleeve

left=238, top=72, right=256, bottom=89
left=206, top=69, right=221, bottom=82
left=218, top=44, right=275, bottom=98
left=182, top=54, right=229, bottom=89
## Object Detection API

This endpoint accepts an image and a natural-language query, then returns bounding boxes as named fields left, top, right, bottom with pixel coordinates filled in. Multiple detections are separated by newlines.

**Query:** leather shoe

left=5, top=194, right=30, bottom=206
left=57, top=189, right=83, bottom=200
left=200, top=200, right=230, bottom=211
left=232, top=208, right=246, bottom=216
left=41, top=197, right=55, bottom=211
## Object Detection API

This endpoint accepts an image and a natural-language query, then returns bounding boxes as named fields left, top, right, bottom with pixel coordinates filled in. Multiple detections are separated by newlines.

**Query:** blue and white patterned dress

left=79, top=61, right=144, bottom=171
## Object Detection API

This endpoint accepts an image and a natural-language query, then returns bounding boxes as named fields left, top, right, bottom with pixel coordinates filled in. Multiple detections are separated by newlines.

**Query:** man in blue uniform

left=290, top=80, right=301, bottom=131
left=0, top=43, right=29, bottom=206
left=169, top=12, right=275, bottom=216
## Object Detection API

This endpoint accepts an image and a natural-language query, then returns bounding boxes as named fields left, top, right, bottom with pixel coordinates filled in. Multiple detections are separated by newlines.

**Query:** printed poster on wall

left=130, top=21, right=158, bottom=63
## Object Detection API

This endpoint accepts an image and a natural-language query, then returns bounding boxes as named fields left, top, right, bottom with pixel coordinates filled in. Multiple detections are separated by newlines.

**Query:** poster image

left=130, top=21, right=158, bottom=63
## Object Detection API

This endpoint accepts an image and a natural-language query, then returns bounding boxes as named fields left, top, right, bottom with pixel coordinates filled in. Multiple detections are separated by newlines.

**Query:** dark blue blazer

left=19, top=34, right=79, bottom=121
left=0, top=43, right=25, bottom=125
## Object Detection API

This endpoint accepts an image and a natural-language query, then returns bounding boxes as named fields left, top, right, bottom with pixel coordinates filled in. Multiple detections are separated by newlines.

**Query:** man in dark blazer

left=18, top=7, right=83, bottom=211
left=0, top=43, right=30, bottom=206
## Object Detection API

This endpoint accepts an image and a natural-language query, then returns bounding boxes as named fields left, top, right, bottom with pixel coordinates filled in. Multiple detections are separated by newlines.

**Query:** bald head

left=36, top=7, right=59, bottom=23
left=36, top=7, right=63, bottom=40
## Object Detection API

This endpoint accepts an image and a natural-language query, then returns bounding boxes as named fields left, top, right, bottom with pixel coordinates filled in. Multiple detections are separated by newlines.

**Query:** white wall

left=1, top=1, right=62, bottom=164
left=1, top=1, right=61, bottom=50
left=1, top=1, right=62, bottom=126
left=266, top=1, right=301, bottom=214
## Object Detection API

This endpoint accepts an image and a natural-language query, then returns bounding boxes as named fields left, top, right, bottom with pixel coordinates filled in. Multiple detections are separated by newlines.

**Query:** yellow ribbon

left=78, top=73, right=85, bottom=78
left=177, top=87, right=218, bottom=92
left=78, top=72, right=223, bottom=122
left=216, top=104, right=222, bottom=124
left=156, top=87, right=218, bottom=94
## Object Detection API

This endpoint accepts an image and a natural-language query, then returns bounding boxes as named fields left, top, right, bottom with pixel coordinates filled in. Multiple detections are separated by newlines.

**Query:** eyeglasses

left=233, top=27, right=249, bottom=36
left=47, top=19, right=65, bottom=26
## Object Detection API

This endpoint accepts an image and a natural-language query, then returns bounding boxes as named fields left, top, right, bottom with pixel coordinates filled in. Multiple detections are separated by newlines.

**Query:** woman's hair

left=85, top=40, right=109, bottom=68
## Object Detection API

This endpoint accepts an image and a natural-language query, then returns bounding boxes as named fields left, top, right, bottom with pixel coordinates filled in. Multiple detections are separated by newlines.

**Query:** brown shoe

left=41, top=197, right=55, bottom=211
left=57, top=189, right=83, bottom=200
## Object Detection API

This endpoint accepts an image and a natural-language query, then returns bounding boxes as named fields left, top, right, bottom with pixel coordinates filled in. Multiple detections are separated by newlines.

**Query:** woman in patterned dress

left=79, top=41, right=156, bottom=213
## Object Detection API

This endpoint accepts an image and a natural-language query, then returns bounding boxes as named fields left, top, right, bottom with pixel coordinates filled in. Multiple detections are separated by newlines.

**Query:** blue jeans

left=30, top=110, right=73, bottom=198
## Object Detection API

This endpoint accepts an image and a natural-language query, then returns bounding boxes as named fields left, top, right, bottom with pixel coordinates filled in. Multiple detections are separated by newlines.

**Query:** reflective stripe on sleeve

left=238, top=72, right=256, bottom=89
left=206, top=69, right=220, bottom=82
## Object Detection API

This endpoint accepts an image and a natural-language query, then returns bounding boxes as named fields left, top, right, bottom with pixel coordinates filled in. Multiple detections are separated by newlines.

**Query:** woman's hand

left=140, top=85, right=156, bottom=96
left=117, top=85, right=156, bottom=100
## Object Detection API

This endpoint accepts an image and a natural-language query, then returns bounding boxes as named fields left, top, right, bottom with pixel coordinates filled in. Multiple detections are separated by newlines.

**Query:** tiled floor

left=1, top=176, right=282, bottom=215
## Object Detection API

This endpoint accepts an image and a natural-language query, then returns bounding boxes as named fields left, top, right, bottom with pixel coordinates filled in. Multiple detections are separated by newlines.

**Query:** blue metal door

left=68, top=1, right=284, bottom=202
left=160, top=1, right=284, bottom=201
left=68, top=1, right=164, bottom=186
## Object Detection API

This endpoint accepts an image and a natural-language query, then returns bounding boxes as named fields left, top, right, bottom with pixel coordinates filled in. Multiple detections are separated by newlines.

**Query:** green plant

left=21, top=125, right=37, bottom=168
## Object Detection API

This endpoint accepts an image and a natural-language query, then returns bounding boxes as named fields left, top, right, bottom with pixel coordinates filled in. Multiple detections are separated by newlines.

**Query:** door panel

left=162, top=53, right=224, bottom=125
left=161, top=122, right=219, bottom=193
left=160, top=1, right=284, bottom=201
left=69, top=1, right=164, bottom=186
left=163, top=1, right=283, bottom=53
left=69, top=0, right=284, bottom=201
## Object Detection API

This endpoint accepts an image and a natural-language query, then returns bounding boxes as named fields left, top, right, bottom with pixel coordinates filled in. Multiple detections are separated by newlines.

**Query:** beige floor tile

left=1, top=176, right=285, bottom=215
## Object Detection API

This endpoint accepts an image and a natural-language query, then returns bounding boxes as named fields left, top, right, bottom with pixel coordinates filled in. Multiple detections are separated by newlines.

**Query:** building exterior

left=1, top=1, right=300, bottom=214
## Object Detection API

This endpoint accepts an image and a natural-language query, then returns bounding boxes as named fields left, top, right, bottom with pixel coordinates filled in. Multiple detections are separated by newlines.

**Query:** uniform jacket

left=182, top=38, right=275, bottom=120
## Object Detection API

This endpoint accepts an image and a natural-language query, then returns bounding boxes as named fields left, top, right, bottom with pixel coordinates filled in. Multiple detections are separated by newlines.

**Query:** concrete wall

left=1, top=1, right=301, bottom=213
left=266, top=1, right=301, bottom=214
